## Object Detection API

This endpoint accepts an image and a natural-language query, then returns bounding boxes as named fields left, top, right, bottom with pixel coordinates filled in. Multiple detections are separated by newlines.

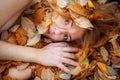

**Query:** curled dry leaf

left=0, top=65, right=7, bottom=73
left=109, top=34, right=120, bottom=50
left=17, top=63, right=30, bottom=70
left=68, top=2, right=88, bottom=16
left=26, top=34, right=41, bottom=46
left=21, top=17, right=36, bottom=38
left=57, top=0, right=70, bottom=8
left=34, top=76, right=41, bottom=80
left=41, top=9, right=52, bottom=28
left=9, top=25, right=19, bottom=33
left=97, top=62, right=109, bottom=75
left=98, top=0, right=107, bottom=4
left=37, top=24, right=48, bottom=34
left=70, top=66, right=81, bottom=75
left=34, top=8, right=44, bottom=26
left=100, top=47, right=109, bottom=62
left=59, top=73, right=71, bottom=80
left=70, top=12, right=94, bottom=30
left=41, top=68, right=55, bottom=80
left=86, top=0, right=95, bottom=11
left=15, top=27, right=27, bottom=46
left=79, top=0, right=88, bottom=6
left=7, top=33, right=17, bottom=44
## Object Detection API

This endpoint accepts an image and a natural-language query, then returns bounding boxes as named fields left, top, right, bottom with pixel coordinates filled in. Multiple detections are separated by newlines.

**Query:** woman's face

left=44, top=15, right=86, bottom=41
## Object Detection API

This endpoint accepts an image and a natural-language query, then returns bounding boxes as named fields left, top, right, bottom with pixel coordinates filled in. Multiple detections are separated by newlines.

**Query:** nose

left=54, top=28, right=67, bottom=34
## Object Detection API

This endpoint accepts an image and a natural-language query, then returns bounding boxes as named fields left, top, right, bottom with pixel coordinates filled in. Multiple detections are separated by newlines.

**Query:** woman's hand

left=33, top=42, right=79, bottom=73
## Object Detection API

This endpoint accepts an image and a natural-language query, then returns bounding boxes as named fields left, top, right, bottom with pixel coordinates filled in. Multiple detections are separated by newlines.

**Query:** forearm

left=0, top=0, right=33, bottom=27
left=0, top=40, right=36, bottom=62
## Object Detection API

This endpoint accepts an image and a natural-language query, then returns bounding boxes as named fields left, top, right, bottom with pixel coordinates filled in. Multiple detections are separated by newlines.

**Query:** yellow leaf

left=86, top=0, right=95, bottom=11
left=68, top=2, right=88, bottom=16
left=97, top=62, right=109, bottom=75
left=41, top=10, right=52, bottom=28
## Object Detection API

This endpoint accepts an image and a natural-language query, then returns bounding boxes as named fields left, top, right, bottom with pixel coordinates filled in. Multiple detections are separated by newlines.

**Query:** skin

left=0, top=0, right=85, bottom=79
left=44, top=15, right=86, bottom=41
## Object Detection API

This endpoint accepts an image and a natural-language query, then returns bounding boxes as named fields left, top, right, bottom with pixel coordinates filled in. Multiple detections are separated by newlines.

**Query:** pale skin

left=0, top=0, right=86, bottom=79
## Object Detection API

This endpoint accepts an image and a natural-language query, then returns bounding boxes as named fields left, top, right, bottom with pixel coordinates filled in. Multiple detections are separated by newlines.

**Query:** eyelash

left=64, top=34, right=68, bottom=41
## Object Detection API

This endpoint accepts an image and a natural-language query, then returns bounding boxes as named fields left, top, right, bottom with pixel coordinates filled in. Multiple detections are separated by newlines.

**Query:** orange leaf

left=7, top=32, right=17, bottom=44
left=15, top=27, right=27, bottom=46
left=34, top=8, right=44, bottom=26
left=3, top=75, right=12, bottom=80
left=97, top=62, right=109, bottom=75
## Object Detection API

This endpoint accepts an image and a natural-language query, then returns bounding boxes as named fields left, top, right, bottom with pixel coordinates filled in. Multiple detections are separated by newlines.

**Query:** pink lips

left=46, top=26, right=50, bottom=34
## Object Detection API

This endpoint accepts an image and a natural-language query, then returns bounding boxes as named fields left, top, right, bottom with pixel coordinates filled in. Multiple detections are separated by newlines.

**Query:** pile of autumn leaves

left=0, top=0, right=120, bottom=80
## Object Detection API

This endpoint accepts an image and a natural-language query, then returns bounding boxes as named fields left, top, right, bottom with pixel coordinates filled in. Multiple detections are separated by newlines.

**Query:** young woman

left=0, top=0, right=119, bottom=79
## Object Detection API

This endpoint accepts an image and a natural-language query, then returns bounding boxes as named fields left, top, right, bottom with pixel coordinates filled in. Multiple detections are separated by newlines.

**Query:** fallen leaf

left=17, top=63, right=30, bottom=70
left=7, top=33, right=17, bottom=44
left=97, top=62, right=109, bottom=75
left=26, top=34, right=41, bottom=46
left=15, top=27, right=28, bottom=46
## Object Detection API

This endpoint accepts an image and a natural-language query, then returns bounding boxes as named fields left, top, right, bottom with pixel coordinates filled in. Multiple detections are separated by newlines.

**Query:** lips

left=46, top=26, right=50, bottom=34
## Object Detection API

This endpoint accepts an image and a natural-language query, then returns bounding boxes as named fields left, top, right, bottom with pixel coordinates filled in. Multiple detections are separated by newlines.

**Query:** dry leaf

left=100, top=47, right=109, bottom=62
left=0, top=65, right=6, bottom=73
left=9, top=25, right=19, bottom=33
left=70, top=13, right=94, bottom=30
left=97, top=62, right=109, bottom=75
left=37, top=24, right=48, bottom=34
left=59, top=73, right=71, bottom=80
left=109, top=34, right=120, bottom=50
left=34, top=76, right=41, bottom=80
left=68, top=2, right=88, bottom=16
left=17, top=63, right=30, bottom=70
left=34, top=8, right=44, bottom=26
left=15, top=27, right=27, bottom=45
left=57, top=0, right=70, bottom=8
left=86, top=0, right=95, bottom=11
left=98, top=0, right=107, bottom=4
left=21, top=17, right=36, bottom=38
left=26, top=34, right=41, bottom=46
left=70, top=66, right=81, bottom=75
left=7, top=33, right=17, bottom=44
left=41, top=10, right=52, bottom=28
left=79, top=0, right=88, bottom=6
left=41, top=68, right=55, bottom=80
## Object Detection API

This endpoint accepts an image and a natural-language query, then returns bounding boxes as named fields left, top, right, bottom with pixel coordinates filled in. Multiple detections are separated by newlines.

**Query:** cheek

left=45, top=34, right=64, bottom=41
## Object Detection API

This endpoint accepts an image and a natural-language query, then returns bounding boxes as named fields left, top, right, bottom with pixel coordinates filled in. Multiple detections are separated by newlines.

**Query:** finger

left=49, top=42, right=69, bottom=47
left=62, top=58, right=79, bottom=66
left=62, top=47, right=79, bottom=52
left=56, top=63, right=70, bottom=73
left=62, top=53, right=76, bottom=59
